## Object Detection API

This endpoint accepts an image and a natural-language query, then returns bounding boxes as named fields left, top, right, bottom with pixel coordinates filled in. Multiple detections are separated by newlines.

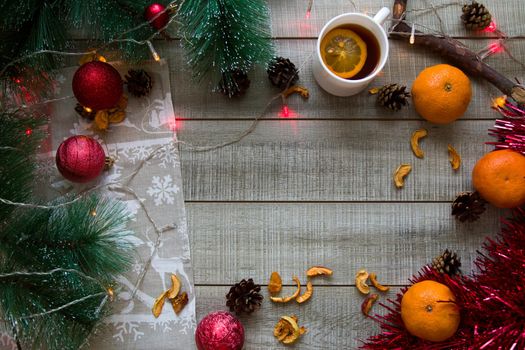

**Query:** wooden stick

left=390, top=0, right=525, bottom=104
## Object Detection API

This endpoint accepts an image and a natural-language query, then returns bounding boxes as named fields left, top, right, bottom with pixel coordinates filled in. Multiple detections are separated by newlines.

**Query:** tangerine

left=320, top=28, right=367, bottom=79
left=411, top=64, right=472, bottom=124
left=472, top=149, right=525, bottom=208
left=401, top=280, right=460, bottom=342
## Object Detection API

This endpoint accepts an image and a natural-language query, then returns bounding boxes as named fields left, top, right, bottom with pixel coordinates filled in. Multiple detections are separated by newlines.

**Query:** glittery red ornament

left=56, top=135, right=105, bottom=183
left=72, top=61, right=123, bottom=110
left=144, top=3, right=169, bottom=30
left=195, top=311, right=244, bottom=350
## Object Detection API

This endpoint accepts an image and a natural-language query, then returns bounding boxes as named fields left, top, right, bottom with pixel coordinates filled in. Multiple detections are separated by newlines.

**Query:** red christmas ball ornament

left=56, top=135, right=106, bottom=183
left=195, top=311, right=245, bottom=350
left=144, top=3, right=170, bottom=30
left=72, top=61, right=123, bottom=110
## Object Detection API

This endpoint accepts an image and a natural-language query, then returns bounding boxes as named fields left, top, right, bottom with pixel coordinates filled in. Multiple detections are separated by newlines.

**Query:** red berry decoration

left=72, top=61, right=123, bottom=110
left=144, top=3, right=169, bottom=30
left=195, top=311, right=244, bottom=350
left=56, top=135, right=106, bottom=183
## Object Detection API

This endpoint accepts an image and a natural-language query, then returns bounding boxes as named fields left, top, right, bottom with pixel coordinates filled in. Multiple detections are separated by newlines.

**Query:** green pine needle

left=0, top=109, right=47, bottom=222
left=0, top=108, right=135, bottom=349
left=0, top=0, right=165, bottom=84
left=0, top=195, right=134, bottom=349
left=178, top=0, right=274, bottom=90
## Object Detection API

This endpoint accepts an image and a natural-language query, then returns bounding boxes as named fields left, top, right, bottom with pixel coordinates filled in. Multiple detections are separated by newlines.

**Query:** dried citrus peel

left=361, top=294, right=379, bottom=316
left=270, top=276, right=301, bottom=303
left=171, top=292, right=188, bottom=314
left=282, top=85, right=309, bottom=99
left=268, top=271, right=282, bottom=294
left=394, top=164, right=412, bottom=189
left=167, top=274, right=181, bottom=299
left=152, top=290, right=169, bottom=318
left=296, top=281, right=313, bottom=303
left=370, top=272, right=390, bottom=292
left=151, top=273, right=188, bottom=317
left=93, top=95, right=128, bottom=131
left=410, top=129, right=428, bottom=158
left=355, top=269, right=370, bottom=295
left=306, top=266, right=333, bottom=277
left=274, top=315, right=307, bottom=344
left=448, top=144, right=461, bottom=170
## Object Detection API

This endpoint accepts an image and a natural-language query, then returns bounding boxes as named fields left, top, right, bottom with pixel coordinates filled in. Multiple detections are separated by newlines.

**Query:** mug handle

left=373, top=7, right=391, bottom=25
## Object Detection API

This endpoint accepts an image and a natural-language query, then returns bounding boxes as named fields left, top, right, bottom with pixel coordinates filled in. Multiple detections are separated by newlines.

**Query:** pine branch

left=0, top=196, right=133, bottom=349
left=0, top=0, right=162, bottom=88
left=179, top=0, right=274, bottom=90
left=0, top=109, right=47, bottom=222
left=0, top=109, right=134, bottom=349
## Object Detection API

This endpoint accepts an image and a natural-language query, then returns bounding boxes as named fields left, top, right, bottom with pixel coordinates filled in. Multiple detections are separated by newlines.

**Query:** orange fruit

left=320, top=28, right=367, bottom=79
left=472, top=149, right=525, bottom=208
left=411, top=64, right=472, bottom=124
left=401, top=280, right=460, bottom=342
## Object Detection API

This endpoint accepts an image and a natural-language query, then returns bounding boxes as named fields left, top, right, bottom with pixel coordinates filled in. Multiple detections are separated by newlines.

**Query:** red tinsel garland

left=487, top=97, right=525, bottom=154
left=362, top=207, right=525, bottom=349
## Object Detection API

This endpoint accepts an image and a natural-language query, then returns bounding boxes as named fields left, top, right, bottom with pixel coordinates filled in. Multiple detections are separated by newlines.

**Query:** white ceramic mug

left=313, top=8, right=391, bottom=97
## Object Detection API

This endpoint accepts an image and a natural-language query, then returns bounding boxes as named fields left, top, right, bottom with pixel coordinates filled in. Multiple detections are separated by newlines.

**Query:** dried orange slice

left=320, top=28, right=367, bottom=79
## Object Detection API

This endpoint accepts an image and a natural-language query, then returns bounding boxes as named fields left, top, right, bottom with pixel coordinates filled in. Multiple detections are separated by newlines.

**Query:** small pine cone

left=452, top=191, right=487, bottom=222
left=377, top=84, right=410, bottom=111
left=267, top=57, right=299, bottom=90
left=74, top=103, right=97, bottom=119
left=125, top=69, right=153, bottom=97
left=226, top=278, right=263, bottom=314
left=218, top=70, right=251, bottom=98
left=461, top=1, right=492, bottom=30
left=431, top=249, right=462, bottom=276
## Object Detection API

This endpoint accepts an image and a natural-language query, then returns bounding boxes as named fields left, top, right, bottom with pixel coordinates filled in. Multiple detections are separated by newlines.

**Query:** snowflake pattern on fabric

left=113, top=322, right=144, bottom=342
left=35, top=158, right=57, bottom=180
left=38, top=61, right=195, bottom=349
left=146, top=175, right=180, bottom=206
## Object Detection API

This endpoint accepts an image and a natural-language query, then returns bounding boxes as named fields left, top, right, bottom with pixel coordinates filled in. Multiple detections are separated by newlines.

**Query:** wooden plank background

left=162, top=0, right=524, bottom=348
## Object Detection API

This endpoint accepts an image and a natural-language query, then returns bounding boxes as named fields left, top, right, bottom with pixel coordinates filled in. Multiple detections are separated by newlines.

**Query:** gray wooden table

left=161, top=0, right=525, bottom=348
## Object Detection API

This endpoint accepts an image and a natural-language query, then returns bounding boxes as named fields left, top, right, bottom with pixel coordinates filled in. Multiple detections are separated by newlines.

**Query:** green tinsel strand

left=0, top=195, right=133, bottom=350
left=178, top=0, right=274, bottom=92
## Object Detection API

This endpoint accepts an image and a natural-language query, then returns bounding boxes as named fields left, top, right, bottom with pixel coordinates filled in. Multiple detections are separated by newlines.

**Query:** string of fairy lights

left=1, top=0, right=524, bottom=328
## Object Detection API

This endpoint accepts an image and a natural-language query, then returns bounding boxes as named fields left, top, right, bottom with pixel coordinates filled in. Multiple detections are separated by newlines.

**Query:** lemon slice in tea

left=320, top=28, right=367, bottom=79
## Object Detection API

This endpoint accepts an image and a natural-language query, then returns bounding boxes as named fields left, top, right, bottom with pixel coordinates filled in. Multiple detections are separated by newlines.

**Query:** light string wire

left=0, top=49, right=312, bottom=324
left=0, top=144, right=178, bottom=329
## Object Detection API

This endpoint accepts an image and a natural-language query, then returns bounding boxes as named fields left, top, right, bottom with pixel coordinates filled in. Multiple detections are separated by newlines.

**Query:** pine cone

left=125, top=69, right=153, bottom=97
left=452, top=191, right=487, bottom=222
left=74, top=103, right=97, bottom=119
left=431, top=249, right=462, bottom=276
left=218, top=70, right=251, bottom=98
left=226, top=278, right=263, bottom=314
left=462, top=1, right=492, bottom=30
left=377, top=84, right=410, bottom=111
left=267, top=57, right=299, bottom=90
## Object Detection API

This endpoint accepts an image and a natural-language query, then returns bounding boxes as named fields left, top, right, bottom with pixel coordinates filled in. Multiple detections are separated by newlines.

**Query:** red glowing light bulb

left=25, top=128, right=33, bottom=136
left=488, top=42, right=504, bottom=54
left=281, top=105, right=290, bottom=118
left=483, top=20, right=497, bottom=33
